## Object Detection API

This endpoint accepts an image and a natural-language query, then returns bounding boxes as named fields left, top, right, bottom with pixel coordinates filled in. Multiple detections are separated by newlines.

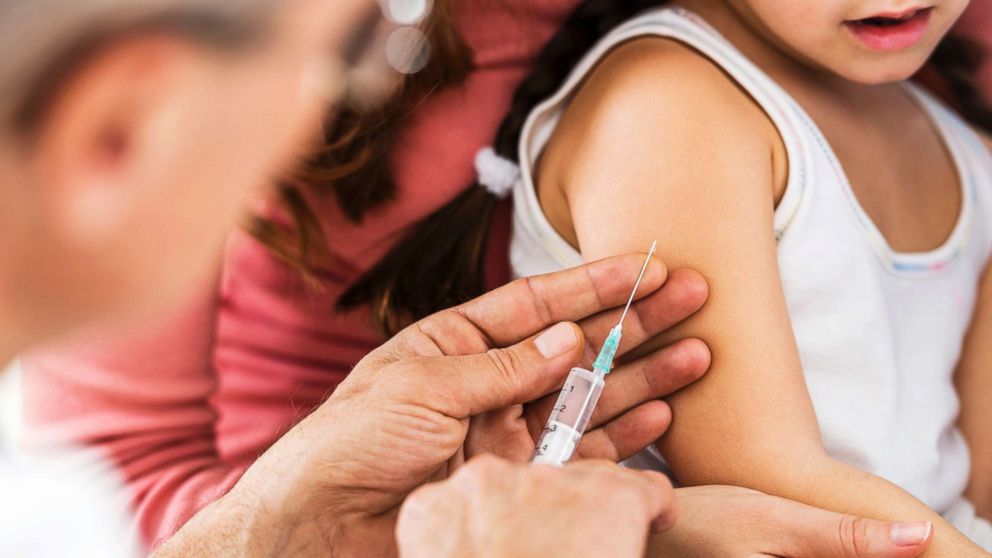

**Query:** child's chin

left=838, top=57, right=930, bottom=86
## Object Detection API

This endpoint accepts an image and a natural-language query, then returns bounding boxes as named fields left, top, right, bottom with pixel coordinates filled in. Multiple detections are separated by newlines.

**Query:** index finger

left=455, top=254, right=667, bottom=347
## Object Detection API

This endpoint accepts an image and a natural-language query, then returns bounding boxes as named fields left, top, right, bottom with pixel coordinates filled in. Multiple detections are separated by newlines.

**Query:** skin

left=955, top=168, right=992, bottom=520
left=153, top=257, right=929, bottom=558
left=153, top=255, right=702, bottom=557
left=650, top=485, right=934, bottom=558
left=534, top=0, right=982, bottom=556
left=0, top=0, right=372, bottom=362
left=398, top=457, right=677, bottom=558
left=0, top=0, right=937, bottom=555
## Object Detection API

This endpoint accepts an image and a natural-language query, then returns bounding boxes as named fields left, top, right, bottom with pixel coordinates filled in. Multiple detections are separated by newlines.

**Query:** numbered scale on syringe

left=532, top=367, right=606, bottom=466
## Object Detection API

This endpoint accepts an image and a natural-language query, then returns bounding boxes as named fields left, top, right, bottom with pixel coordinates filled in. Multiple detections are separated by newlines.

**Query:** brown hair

left=339, top=0, right=670, bottom=336
left=272, top=1, right=992, bottom=337
left=246, top=0, right=473, bottom=287
left=932, top=35, right=992, bottom=132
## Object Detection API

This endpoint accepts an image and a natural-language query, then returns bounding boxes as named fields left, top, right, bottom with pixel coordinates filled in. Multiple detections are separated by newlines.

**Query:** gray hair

left=0, top=0, right=281, bottom=132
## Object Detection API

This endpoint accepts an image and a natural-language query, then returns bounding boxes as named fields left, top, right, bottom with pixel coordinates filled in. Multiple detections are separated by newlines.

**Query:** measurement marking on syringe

left=531, top=243, right=657, bottom=467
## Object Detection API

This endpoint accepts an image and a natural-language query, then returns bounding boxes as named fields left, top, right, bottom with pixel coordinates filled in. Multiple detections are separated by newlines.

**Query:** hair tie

left=475, top=147, right=520, bottom=199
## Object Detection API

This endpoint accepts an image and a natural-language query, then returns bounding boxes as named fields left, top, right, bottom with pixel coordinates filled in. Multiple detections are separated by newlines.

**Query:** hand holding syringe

left=533, top=242, right=658, bottom=466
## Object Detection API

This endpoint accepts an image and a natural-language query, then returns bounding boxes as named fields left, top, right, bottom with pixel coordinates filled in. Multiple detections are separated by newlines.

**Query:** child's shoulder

left=543, top=36, right=784, bottom=197
left=552, top=36, right=780, bottom=159
left=577, top=36, right=772, bottom=130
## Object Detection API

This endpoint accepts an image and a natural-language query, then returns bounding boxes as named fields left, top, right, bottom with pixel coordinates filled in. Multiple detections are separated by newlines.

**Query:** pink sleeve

left=20, top=280, right=244, bottom=550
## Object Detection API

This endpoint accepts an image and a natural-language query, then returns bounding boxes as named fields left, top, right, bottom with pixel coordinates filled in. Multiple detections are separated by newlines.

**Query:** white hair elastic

left=475, top=147, right=520, bottom=199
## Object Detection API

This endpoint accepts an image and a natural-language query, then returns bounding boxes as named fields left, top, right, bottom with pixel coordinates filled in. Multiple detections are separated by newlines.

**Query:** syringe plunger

left=531, top=241, right=657, bottom=467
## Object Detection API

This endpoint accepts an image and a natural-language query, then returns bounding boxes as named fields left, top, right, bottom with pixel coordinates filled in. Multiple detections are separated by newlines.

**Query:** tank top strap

left=904, top=82, right=992, bottom=267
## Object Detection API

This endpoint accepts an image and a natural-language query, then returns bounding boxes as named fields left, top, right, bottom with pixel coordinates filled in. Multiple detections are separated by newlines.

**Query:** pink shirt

left=21, top=2, right=992, bottom=550
left=22, top=0, right=581, bottom=549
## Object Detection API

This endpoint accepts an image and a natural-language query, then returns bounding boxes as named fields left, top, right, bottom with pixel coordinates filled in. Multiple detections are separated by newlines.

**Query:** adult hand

left=648, top=486, right=932, bottom=558
left=460, top=265, right=709, bottom=464
left=395, top=465, right=931, bottom=558
left=153, top=253, right=708, bottom=557
left=396, top=456, right=677, bottom=558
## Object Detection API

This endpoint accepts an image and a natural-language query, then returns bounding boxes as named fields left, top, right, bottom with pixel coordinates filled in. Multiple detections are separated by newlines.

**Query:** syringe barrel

left=532, top=367, right=605, bottom=466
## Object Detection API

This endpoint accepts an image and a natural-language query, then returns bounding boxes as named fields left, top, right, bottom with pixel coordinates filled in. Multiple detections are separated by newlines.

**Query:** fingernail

left=890, top=521, right=932, bottom=546
left=535, top=323, right=578, bottom=358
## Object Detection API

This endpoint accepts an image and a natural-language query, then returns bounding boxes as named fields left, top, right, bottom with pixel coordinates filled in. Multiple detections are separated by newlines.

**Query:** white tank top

left=510, top=6, right=992, bottom=524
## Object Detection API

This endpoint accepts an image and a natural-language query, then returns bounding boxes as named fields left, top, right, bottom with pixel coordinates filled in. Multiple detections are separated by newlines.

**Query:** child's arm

left=538, top=39, right=985, bottom=556
left=955, top=133, right=992, bottom=519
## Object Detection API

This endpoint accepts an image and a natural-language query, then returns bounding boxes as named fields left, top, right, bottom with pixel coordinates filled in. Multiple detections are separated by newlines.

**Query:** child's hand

left=397, top=456, right=677, bottom=558
left=651, top=486, right=932, bottom=558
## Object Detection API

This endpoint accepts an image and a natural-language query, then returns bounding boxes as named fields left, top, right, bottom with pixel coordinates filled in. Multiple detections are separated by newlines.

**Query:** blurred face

left=725, top=0, right=970, bottom=83
left=0, top=0, right=410, bottom=348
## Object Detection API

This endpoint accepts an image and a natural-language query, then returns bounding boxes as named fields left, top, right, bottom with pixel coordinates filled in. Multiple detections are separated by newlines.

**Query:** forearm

left=153, top=420, right=366, bottom=558
left=151, top=435, right=349, bottom=558
left=673, top=451, right=982, bottom=557
left=151, top=487, right=332, bottom=558
left=803, top=461, right=977, bottom=554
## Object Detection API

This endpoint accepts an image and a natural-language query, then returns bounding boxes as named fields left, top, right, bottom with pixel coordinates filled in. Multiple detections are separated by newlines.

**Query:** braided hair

left=340, top=0, right=992, bottom=336
left=932, top=35, right=992, bottom=133
left=339, top=0, right=670, bottom=335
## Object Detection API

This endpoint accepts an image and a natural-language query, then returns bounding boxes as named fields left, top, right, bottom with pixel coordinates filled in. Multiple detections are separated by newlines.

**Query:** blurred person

left=0, top=0, right=383, bottom=554
left=0, top=0, right=368, bottom=352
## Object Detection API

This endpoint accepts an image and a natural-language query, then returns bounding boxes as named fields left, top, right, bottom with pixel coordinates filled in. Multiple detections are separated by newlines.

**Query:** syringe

left=532, top=241, right=658, bottom=467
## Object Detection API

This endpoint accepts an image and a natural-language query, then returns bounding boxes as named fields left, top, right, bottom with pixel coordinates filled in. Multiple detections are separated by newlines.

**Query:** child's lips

left=844, top=7, right=933, bottom=52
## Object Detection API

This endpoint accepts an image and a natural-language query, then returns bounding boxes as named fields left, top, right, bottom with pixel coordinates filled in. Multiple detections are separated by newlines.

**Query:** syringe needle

left=532, top=241, right=661, bottom=466
left=618, top=241, right=658, bottom=326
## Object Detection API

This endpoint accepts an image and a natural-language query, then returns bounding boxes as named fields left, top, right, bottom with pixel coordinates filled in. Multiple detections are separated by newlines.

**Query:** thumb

left=421, top=321, right=586, bottom=418
left=787, top=508, right=932, bottom=558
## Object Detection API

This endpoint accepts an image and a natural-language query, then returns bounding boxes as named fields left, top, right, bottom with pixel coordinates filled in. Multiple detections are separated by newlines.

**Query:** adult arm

left=153, top=254, right=930, bottom=558
left=20, top=277, right=243, bottom=548
left=542, top=39, right=983, bottom=556
left=152, top=254, right=706, bottom=557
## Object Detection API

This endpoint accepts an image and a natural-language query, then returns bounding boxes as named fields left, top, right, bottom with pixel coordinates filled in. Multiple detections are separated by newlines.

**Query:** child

left=510, top=0, right=992, bottom=555
left=357, top=0, right=992, bottom=554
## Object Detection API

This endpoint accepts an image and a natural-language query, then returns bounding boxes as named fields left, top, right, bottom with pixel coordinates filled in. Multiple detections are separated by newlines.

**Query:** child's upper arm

left=533, top=41, right=990, bottom=555
left=539, top=38, right=828, bottom=490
